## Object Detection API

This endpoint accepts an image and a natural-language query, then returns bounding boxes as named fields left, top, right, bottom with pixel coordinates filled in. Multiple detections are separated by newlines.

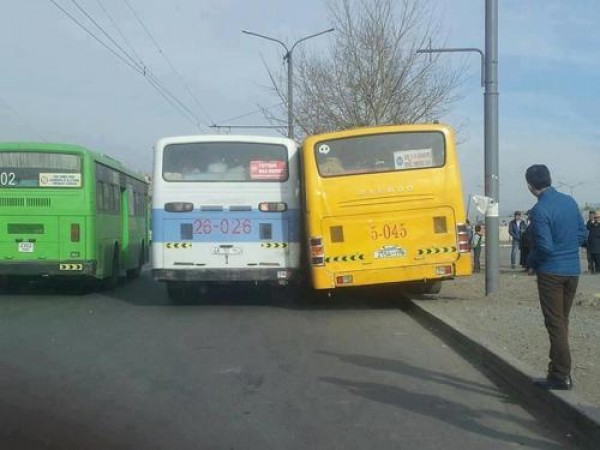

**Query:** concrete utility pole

left=484, top=0, right=499, bottom=295
left=242, top=28, right=334, bottom=139
left=417, top=0, right=499, bottom=295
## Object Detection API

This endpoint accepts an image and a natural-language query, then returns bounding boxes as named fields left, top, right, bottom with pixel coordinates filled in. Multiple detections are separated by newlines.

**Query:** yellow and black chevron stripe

left=165, top=242, right=193, bottom=249
left=261, top=242, right=288, bottom=249
left=59, top=263, right=83, bottom=271
left=417, top=246, right=457, bottom=256
left=324, top=253, right=365, bottom=263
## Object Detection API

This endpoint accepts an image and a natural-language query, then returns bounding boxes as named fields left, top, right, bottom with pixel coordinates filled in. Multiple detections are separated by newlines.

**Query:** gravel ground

left=415, top=258, right=600, bottom=406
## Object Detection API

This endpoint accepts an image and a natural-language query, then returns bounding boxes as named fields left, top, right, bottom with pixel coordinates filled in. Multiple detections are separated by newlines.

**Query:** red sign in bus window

left=249, top=160, right=287, bottom=180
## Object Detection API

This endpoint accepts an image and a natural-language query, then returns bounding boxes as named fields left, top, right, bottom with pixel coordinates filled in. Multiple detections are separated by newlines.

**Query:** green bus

left=0, top=142, right=149, bottom=288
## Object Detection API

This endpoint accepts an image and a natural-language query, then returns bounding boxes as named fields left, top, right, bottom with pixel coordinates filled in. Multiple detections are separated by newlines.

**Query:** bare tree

left=262, top=0, right=464, bottom=137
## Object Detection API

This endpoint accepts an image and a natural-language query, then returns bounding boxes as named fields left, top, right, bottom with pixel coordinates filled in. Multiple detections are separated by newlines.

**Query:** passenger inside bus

left=319, top=156, right=345, bottom=175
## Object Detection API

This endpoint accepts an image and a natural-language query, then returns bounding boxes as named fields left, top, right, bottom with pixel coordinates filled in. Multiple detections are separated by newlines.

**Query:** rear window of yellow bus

left=314, top=131, right=445, bottom=177
left=0, top=152, right=82, bottom=188
left=162, top=142, right=289, bottom=182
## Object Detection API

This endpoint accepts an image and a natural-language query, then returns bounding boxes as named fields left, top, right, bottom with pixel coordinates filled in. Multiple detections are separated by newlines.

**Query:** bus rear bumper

left=0, top=261, right=96, bottom=277
left=152, top=268, right=299, bottom=283
left=312, top=255, right=472, bottom=289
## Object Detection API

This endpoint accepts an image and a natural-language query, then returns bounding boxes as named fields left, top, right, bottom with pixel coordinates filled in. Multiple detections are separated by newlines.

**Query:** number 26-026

left=193, top=218, right=252, bottom=235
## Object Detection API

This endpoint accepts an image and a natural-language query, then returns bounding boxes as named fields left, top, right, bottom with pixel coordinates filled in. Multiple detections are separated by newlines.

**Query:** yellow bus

left=301, top=123, right=472, bottom=294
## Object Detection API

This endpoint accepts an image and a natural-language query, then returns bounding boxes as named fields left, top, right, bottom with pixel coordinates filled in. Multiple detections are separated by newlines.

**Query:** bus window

left=0, top=152, right=81, bottom=188
left=162, top=142, right=288, bottom=183
left=315, top=131, right=445, bottom=177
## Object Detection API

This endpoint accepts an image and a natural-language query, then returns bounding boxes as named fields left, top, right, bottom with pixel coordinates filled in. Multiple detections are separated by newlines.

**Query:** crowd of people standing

left=468, top=208, right=597, bottom=275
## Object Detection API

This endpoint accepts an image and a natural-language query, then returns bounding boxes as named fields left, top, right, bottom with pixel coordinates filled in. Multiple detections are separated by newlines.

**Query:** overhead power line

left=48, top=0, right=203, bottom=129
left=94, top=0, right=145, bottom=68
left=218, top=102, right=284, bottom=124
left=123, top=0, right=214, bottom=125
left=68, top=0, right=202, bottom=128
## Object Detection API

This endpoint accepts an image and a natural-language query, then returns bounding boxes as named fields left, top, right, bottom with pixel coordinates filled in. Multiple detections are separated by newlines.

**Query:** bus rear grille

left=0, top=198, right=25, bottom=207
left=26, top=198, right=51, bottom=207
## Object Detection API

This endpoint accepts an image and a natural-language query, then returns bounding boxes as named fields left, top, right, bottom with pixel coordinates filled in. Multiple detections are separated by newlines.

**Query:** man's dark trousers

left=537, top=273, right=578, bottom=380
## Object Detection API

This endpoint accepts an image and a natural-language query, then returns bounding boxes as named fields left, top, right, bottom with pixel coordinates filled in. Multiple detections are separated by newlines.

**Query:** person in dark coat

left=586, top=210, right=596, bottom=272
left=588, top=212, right=600, bottom=273
left=509, top=211, right=526, bottom=269
left=519, top=215, right=533, bottom=273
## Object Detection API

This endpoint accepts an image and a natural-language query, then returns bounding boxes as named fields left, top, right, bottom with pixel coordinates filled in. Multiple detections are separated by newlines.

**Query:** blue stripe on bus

left=152, top=208, right=301, bottom=243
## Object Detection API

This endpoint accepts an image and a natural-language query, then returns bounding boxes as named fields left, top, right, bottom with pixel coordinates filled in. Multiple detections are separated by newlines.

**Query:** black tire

left=126, top=245, right=144, bottom=280
left=166, top=281, right=188, bottom=302
left=406, top=280, right=442, bottom=295
left=424, top=280, right=442, bottom=294
left=103, top=248, right=120, bottom=290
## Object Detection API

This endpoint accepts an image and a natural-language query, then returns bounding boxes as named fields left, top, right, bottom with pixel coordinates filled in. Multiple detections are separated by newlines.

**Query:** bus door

left=120, top=183, right=130, bottom=266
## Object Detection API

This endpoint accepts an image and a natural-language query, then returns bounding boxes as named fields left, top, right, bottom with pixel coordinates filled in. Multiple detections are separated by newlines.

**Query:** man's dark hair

left=525, top=164, right=552, bottom=190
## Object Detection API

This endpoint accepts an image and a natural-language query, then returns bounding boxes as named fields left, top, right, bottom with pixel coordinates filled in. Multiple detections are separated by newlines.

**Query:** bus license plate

left=18, top=242, right=35, bottom=253
left=214, top=246, right=242, bottom=255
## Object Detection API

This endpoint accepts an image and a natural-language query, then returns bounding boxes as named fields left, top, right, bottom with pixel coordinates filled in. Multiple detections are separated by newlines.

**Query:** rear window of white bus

left=163, top=142, right=289, bottom=182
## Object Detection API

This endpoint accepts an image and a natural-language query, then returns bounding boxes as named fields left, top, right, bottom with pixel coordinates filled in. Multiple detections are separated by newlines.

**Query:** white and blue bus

left=151, top=135, right=301, bottom=300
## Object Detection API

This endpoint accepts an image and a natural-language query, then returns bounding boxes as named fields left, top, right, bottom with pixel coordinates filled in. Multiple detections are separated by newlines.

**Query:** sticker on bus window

left=249, top=161, right=287, bottom=180
left=318, top=144, right=331, bottom=155
left=393, top=149, right=433, bottom=170
left=39, top=173, right=81, bottom=187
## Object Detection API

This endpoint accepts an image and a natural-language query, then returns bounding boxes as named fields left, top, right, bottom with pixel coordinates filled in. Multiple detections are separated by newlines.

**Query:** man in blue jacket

left=526, top=164, right=588, bottom=390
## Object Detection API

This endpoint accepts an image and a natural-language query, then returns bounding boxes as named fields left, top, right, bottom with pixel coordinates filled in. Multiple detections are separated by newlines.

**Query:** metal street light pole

left=417, top=0, right=499, bottom=295
left=242, top=28, right=334, bottom=139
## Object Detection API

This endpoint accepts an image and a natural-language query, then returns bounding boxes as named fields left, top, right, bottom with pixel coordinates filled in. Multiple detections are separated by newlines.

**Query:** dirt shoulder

left=414, top=267, right=600, bottom=406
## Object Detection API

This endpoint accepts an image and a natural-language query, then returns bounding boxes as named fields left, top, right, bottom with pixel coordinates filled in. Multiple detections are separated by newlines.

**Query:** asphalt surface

left=0, top=271, right=576, bottom=449
left=409, top=295, right=600, bottom=450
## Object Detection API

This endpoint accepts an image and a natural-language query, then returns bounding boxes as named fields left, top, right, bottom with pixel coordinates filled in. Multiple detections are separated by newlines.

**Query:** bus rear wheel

left=424, top=280, right=442, bottom=294
left=127, top=245, right=145, bottom=280
left=405, top=280, right=442, bottom=295
left=166, top=281, right=188, bottom=302
left=104, top=249, right=120, bottom=290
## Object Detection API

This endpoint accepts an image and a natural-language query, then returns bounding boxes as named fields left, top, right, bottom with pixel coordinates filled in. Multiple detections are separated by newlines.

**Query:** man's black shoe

left=534, top=376, right=572, bottom=391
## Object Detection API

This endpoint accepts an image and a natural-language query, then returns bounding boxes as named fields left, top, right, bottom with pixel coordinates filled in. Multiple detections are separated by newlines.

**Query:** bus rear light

left=310, top=236, right=325, bottom=266
left=70, top=224, right=80, bottom=242
left=165, top=202, right=194, bottom=212
left=456, top=223, right=471, bottom=253
left=436, top=265, right=453, bottom=276
left=336, top=275, right=353, bottom=285
left=258, top=202, right=287, bottom=212
left=311, top=257, right=325, bottom=265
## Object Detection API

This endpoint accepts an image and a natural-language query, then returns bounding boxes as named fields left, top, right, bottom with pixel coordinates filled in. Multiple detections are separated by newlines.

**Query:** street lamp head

left=242, top=27, right=335, bottom=140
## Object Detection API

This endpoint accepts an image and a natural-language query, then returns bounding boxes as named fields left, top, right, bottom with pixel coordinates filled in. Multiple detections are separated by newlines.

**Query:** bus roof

left=303, top=123, right=454, bottom=144
left=155, top=134, right=298, bottom=149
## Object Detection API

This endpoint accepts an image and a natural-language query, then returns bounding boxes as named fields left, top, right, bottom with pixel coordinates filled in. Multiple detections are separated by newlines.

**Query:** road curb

left=407, top=298, right=600, bottom=449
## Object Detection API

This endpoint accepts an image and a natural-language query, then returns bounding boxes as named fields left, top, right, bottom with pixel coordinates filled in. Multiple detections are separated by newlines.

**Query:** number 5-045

left=0, top=172, right=16, bottom=186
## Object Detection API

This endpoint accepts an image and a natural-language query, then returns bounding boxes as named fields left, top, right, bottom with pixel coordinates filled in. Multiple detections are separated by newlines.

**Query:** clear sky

left=1, top=1, right=598, bottom=215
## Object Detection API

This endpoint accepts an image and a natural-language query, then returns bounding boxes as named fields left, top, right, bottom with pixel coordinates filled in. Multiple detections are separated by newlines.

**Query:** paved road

left=0, top=271, right=573, bottom=449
